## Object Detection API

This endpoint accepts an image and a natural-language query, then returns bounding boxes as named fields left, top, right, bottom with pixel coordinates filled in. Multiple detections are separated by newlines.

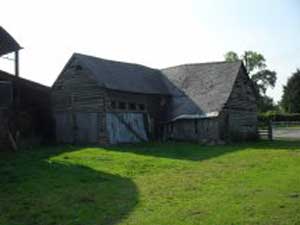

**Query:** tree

left=224, top=50, right=277, bottom=112
left=257, top=95, right=276, bottom=113
left=224, top=51, right=239, bottom=62
left=242, top=51, right=266, bottom=74
left=281, top=69, right=300, bottom=113
left=251, top=69, right=276, bottom=95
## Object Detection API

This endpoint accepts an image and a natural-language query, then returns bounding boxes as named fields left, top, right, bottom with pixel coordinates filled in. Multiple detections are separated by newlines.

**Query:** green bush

left=259, top=112, right=300, bottom=122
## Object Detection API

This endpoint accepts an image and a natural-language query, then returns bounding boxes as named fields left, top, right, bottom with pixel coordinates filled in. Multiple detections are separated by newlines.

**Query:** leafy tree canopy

left=224, top=51, right=239, bottom=62
left=281, top=69, right=300, bottom=113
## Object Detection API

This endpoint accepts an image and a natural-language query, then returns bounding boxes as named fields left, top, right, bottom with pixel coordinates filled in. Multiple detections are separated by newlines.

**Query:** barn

left=161, top=62, right=258, bottom=143
left=52, top=53, right=258, bottom=145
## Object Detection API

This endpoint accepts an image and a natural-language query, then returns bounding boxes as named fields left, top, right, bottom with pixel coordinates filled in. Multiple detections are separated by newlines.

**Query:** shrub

left=259, top=112, right=300, bottom=122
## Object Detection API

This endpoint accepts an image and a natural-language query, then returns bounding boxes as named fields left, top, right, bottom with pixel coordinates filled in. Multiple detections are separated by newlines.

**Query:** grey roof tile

left=160, top=61, right=242, bottom=120
left=74, top=53, right=170, bottom=95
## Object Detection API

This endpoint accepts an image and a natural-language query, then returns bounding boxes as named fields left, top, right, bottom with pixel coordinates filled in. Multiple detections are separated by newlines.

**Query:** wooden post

left=268, top=120, right=273, bottom=141
left=14, top=51, right=19, bottom=77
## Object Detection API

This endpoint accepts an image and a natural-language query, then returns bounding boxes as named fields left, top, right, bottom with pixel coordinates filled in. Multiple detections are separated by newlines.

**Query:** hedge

left=259, top=112, right=300, bottom=122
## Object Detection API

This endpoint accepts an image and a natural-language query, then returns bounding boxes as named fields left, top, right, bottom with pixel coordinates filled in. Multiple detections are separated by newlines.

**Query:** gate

left=258, top=121, right=300, bottom=141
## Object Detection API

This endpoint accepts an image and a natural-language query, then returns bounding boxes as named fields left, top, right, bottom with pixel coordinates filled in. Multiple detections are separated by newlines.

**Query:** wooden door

left=75, top=112, right=99, bottom=144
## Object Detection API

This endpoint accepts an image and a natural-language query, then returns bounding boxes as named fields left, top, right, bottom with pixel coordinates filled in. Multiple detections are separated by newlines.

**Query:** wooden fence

left=258, top=121, right=273, bottom=140
left=258, top=121, right=300, bottom=141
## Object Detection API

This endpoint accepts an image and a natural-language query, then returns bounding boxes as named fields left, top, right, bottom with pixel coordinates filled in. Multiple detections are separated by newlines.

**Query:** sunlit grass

left=0, top=141, right=300, bottom=225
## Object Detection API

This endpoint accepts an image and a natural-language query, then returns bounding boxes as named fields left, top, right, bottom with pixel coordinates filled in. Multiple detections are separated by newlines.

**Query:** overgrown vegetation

left=1, top=141, right=300, bottom=225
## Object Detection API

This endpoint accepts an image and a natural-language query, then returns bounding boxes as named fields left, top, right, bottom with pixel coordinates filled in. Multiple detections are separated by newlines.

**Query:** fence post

left=268, top=120, right=273, bottom=141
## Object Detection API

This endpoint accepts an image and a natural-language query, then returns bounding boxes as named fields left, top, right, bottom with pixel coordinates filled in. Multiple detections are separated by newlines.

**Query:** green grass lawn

left=1, top=141, right=300, bottom=225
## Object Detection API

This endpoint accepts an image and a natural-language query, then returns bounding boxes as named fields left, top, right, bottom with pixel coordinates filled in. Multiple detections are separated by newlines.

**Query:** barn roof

left=73, top=53, right=170, bottom=95
left=0, top=26, right=21, bottom=56
left=160, top=61, right=243, bottom=121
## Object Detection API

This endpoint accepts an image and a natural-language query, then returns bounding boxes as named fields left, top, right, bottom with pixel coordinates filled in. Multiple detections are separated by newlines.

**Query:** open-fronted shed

left=0, top=27, right=53, bottom=149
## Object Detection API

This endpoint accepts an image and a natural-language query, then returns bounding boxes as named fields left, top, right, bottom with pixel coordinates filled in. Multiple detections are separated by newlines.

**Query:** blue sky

left=0, top=0, right=299, bottom=102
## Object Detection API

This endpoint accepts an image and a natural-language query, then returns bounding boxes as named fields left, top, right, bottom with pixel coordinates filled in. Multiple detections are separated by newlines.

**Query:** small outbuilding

left=0, top=26, right=53, bottom=149
left=52, top=53, right=258, bottom=145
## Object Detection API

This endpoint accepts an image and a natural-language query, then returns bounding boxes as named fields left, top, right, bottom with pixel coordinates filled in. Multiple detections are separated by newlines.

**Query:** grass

left=0, top=141, right=300, bottom=225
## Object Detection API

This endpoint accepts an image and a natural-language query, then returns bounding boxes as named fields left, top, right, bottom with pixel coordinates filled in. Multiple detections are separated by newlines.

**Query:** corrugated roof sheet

left=0, top=26, right=21, bottom=56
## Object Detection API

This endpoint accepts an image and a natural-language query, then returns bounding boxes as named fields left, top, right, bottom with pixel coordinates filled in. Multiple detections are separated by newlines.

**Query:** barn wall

left=52, top=61, right=108, bottom=144
left=224, top=68, right=257, bottom=112
left=222, top=110, right=258, bottom=141
left=163, top=118, right=220, bottom=143
left=221, top=67, right=258, bottom=141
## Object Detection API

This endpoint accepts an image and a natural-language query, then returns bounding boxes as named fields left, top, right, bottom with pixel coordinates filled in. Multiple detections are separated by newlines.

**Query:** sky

left=0, top=0, right=299, bottom=102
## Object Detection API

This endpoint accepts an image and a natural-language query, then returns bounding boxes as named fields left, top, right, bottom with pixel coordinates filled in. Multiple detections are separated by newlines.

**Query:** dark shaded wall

left=163, top=118, right=220, bottom=143
left=220, top=67, right=258, bottom=141
left=0, top=71, right=53, bottom=148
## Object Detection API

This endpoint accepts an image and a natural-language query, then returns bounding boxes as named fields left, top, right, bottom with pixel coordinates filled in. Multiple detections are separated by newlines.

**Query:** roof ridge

left=161, top=60, right=242, bottom=70
left=74, top=52, right=158, bottom=71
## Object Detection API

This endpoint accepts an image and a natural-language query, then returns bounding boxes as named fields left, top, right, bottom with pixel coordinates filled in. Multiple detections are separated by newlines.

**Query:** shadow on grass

left=104, top=140, right=300, bottom=161
left=0, top=147, right=138, bottom=225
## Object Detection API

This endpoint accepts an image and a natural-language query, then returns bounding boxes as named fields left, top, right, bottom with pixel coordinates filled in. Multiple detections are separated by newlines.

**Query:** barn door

left=106, top=112, right=148, bottom=144
left=55, top=112, right=99, bottom=144
left=75, top=112, right=98, bottom=144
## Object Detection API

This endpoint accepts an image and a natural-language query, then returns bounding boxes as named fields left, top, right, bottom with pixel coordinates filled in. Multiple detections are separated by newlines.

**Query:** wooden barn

left=0, top=27, right=53, bottom=149
left=161, top=62, right=258, bottom=143
left=52, top=53, right=258, bottom=145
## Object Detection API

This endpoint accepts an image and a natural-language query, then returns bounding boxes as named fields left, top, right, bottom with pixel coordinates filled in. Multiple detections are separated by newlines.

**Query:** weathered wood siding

left=52, top=60, right=106, bottom=113
left=221, top=68, right=258, bottom=141
left=52, top=60, right=163, bottom=144
left=163, top=118, right=220, bottom=143
left=52, top=59, right=108, bottom=144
